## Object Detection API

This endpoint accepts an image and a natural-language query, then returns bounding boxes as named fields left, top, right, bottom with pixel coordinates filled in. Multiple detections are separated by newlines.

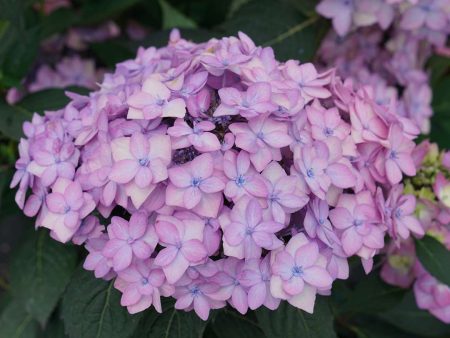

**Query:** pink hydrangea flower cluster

left=381, top=140, right=450, bottom=323
left=316, top=0, right=450, bottom=134
left=11, top=30, right=423, bottom=320
left=6, top=56, right=104, bottom=105
left=6, top=1, right=120, bottom=105
left=34, top=0, right=71, bottom=15
left=317, top=0, right=450, bottom=41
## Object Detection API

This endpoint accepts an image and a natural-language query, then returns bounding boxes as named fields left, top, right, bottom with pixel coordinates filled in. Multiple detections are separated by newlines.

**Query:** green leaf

left=78, top=0, right=143, bottom=26
left=0, top=300, right=39, bottom=338
left=17, top=87, right=89, bottom=114
left=131, top=298, right=207, bottom=338
left=132, top=28, right=215, bottom=50
left=0, top=1, right=40, bottom=84
left=379, top=291, right=450, bottom=337
left=210, top=309, right=265, bottom=338
left=0, top=99, right=32, bottom=140
left=165, top=0, right=232, bottom=28
left=38, top=312, right=68, bottom=338
left=159, top=0, right=198, bottom=29
left=350, top=316, right=422, bottom=338
left=430, top=77, right=450, bottom=148
left=0, top=19, right=9, bottom=38
left=61, top=267, right=141, bottom=338
left=221, top=0, right=325, bottom=61
left=428, top=54, right=450, bottom=86
left=10, top=229, right=78, bottom=326
left=40, top=8, right=77, bottom=38
left=283, top=0, right=319, bottom=16
left=91, top=40, right=136, bottom=68
left=337, top=273, right=406, bottom=315
left=0, top=293, right=12, bottom=314
left=255, top=297, right=336, bottom=338
left=415, top=235, right=450, bottom=286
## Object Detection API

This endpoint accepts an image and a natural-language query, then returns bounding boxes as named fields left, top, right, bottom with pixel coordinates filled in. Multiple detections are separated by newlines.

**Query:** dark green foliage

left=131, top=298, right=208, bottom=338
left=221, top=0, right=325, bottom=61
left=256, top=297, right=336, bottom=338
left=61, top=267, right=142, bottom=338
left=10, top=229, right=78, bottom=325
left=415, top=235, right=450, bottom=286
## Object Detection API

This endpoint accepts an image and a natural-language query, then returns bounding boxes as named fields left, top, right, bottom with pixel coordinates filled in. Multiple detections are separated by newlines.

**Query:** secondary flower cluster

left=381, top=141, right=450, bottom=323
left=316, top=0, right=450, bottom=134
left=11, top=31, right=423, bottom=320
left=6, top=0, right=146, bottom=105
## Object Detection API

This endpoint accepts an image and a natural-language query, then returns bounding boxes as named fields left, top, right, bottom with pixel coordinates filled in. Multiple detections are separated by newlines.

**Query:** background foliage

left=0, top=0, right=449, bottom=337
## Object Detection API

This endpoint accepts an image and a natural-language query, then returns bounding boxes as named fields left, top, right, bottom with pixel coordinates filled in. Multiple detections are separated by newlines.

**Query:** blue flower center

left=138, top=158, right=149, bottom=166
left=306, top=168, right=314, bottom=178
left=256, top=131, right=264, bottom=140
left=353, top=219, right=363, bottom=227
left=235, top=174, right=246, bottom=187
left=269, top=193, right=280, bottom=203
left=324, top=127, right=334, bottom=137
left=389, top=150, right=398, bottom=160
left=191, top=177, right=203, bottom=187
left=261, top=274, right=270, bottom=282
left=141, top=277, right=149, bottom=285
left=277, top=105, right=287, bottom=113
left=192, top=126, right=202, bottom=135
left=156, top=98, right=165, bottom=106
left=245, top=227, right=254, bottom=235
left=292, top=265, right=304, bottom=277
left=64, top=205, right=71, bottom=213
left=395, top=208, right=403, bottom=219
left=190, top=285, right=201, bottom=296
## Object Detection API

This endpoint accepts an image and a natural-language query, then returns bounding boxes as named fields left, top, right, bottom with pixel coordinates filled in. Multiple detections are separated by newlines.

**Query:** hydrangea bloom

left=271, top=233, right=333, bottom=312
left=103, top=212, right=158, bottom=271
left=155, top=213, right=208, bottom=283
left=316, top=1, right=450, bottom=134
left=380, top=141, right=450, bottom=323
left=12, top=31, right=422, bottom=319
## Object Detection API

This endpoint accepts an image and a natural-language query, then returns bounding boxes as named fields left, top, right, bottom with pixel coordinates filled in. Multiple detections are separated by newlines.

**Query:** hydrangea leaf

left=337, top=274, right=406, bottom=315
left=255, top=297, right=336, bottom=338
left=40, top=8, right=77, bottom=38
left=0, top=299, right=39, bottom=338
left=61, top=267, right=142, bottom=338
left=162, top=0, right=232, bottom=28
left=0, top=1, right=40, bottom=85
left=77, top=0, right=142, bottom=26
left=17, top=87, right=89, bottom=114
left=40, top=313, right=69, bottom=338
left=221, top=0, right=326, bottom=61
left=159, top=0, right=198, bottom=29
left=210, top=309, right=265, bottom=338
left=415, top=235, right=450, bottom=286
left=131, top=298, right=207, bottom=338
left=430, top=77, right=450, bottom=149
left=10, top=229, right=78, bottom=326
left=379, top=291, right=450, bottom=337
left=0, top=99, right=32, bottom=141
left=349, top=315, right=422, bottom=338
left=91, top=41, right=136, bottom=68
